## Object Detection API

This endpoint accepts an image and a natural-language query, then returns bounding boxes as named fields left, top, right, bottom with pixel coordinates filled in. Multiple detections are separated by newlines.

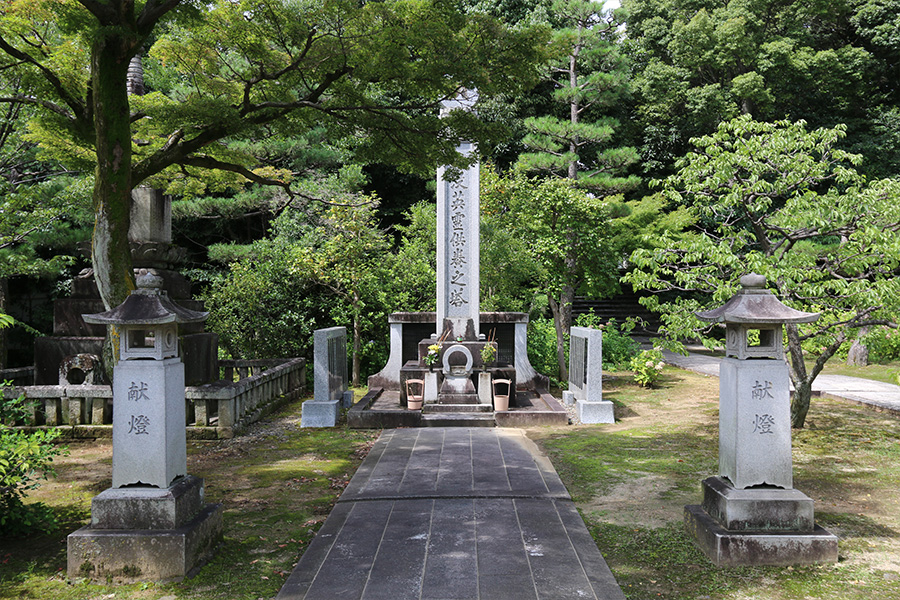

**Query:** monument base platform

left=68, top=502, right=223, bottom=582
left=701, top=476, right=814, bottom=531
left=684, top=505, right=838, bottom=567
left=576, top=399, right=615, bottom=424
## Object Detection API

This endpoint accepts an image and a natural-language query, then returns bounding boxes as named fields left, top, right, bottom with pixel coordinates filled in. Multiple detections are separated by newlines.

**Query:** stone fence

left=1, top=358, right=306, bottom=439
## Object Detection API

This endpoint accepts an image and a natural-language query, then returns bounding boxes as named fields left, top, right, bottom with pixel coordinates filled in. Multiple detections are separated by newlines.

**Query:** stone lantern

left=68, top=271, right=223, bottom=582
left=684, top=273, right=838, bottom=566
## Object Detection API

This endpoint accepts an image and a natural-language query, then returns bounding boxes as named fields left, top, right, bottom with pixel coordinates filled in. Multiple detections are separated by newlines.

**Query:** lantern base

left=701, top=476, right=814, bottom=531
left=67, top=475, right=223, bottom=582
left=684, top=505, right=838, bottom=567
left=685, top=477, right=837, bottom=566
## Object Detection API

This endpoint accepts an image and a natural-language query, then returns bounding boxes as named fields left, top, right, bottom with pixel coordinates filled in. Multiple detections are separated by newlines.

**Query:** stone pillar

left=302, top=327, right=350, bottom=427
left=436, top=92, right=480, bottom=341
left=569, top=326, right=613, bottom=424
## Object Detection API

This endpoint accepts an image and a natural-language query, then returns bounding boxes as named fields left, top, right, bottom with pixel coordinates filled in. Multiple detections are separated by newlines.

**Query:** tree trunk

left=549, top=285, right=574, bottom=383
left=785, top=323, right=810, bottom=428
left=846, top=327, right=870, bottom=366
left=568, top=51, right=579, bottom=181
left=791, top=378, right=813, bottom=429
left=91, top=32, right=138, bottom=312
left=90, top=30, right=140, bottom=379
left=0, top=277, right=7, bottom=370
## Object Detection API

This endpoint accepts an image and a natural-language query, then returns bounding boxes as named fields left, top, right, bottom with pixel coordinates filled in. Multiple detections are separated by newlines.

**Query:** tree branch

left=137, top=0, right=184, bottom=35
left=0, top=95, right=74, bottom=120
left=178, top=155, right=375, bottom=211
left=0, top=37, right=86, bottom=122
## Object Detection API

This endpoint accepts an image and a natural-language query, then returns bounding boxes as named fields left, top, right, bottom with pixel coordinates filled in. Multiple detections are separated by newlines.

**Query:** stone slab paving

left=277, top=428, right=625, bottom=600
left=662, top=350, right=900, bottom=414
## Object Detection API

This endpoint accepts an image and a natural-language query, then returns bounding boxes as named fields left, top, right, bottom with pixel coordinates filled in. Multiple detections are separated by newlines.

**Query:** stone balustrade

left=1, top=358, right=305, bottom=439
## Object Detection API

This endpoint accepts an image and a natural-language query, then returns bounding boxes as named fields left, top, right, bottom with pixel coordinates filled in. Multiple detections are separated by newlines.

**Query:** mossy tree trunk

left=90, top=29, right=139, bottom=311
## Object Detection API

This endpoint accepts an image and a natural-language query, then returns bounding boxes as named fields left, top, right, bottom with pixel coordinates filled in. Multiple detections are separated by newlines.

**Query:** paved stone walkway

left=277, top=428, right=625, bottom=600
left=662, top=350, right=900, bottom=415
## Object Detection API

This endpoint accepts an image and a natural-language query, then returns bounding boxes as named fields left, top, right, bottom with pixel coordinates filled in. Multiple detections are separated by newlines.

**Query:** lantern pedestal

left=685, top=477, right=837, bottom=566
left=68, top=476, right=223, bottom=582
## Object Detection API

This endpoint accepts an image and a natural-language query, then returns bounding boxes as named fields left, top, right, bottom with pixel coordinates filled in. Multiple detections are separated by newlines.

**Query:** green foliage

left=517, top=0, right=640, bottom=192
left=482, top=166, right=621, bottom=379
left=574, top=313, right=640, bottom=368
left=479, top=342, right=497, bottom=364
left=630, top=348, right=665, bottom=387
left=861, top=327, right=900, bottom=363
left=621, top=0, right=897, bottom=179
left=625, top=115, right=900, bottom=426
left=0, top=386, right=66, bottom=537
left=527, top=317, right=562, bottom=387
left=201, top=241, right=325, bottom=361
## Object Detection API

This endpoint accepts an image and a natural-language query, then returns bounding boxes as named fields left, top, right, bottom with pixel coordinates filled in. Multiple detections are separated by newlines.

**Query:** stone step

left=421, top=413, right=496, bottom=427
left=437, top=394, right=481, bottom=404
left=424, top=404, right=493, bottom=413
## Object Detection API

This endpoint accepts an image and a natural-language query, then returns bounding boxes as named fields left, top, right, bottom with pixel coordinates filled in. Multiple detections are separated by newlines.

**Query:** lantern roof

left=83, top=271, right=208, bottom=326
left=695, top=274, right=819, bottom=325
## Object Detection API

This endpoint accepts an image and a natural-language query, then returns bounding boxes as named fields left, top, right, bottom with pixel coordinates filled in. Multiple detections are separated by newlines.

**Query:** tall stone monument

left=367, top=90, right=548, bottom=411
left=436, top=90, right=480, bottom=341
left=684, top=274, right=838, bottom=566
left=68, top=271, right=223, bottom=582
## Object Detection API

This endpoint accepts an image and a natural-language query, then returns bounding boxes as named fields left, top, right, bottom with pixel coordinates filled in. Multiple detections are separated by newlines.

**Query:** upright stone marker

left=68, top=271, right=223, bottom=582
left=684, top=274, right=838, bottom=566
left=436, top=90, right=480, bottom=341
left=302, top=326, right=352, bottom=427
left=568, top=326, right=613, bottom=423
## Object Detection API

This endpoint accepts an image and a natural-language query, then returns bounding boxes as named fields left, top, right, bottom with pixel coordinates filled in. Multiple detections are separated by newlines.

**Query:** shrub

left=631, top=348, right=665, bottom=388
left=574, top=313, right=640, bottom=368
left=0, top=385, right=66, bottom=536
left=863, top=327, right=900, bottom=363
left=527, top=317, right=562, bottom=388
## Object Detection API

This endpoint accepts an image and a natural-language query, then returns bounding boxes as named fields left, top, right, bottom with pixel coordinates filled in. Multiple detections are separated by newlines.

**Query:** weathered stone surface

left=313, top=327, right=348, bottom=404
left=701, top=476, right=814, bottom=532
left=684, top=505, right=837, bottom=567
left=478, top=372, right=493, bottom=405
left=301, top=398, right=340, bottom=428
left=719, top=357, right=792, bottom=489
left=68, top=502, right=223, bottom=583
left=568, top=326, right=602, bottom=403
left=91, top=475, right=205, bottom=530
left=112, top=358, right=187, bottom=489
left=436, top=106, right=480, bottom=341
left=576, top=399, right=615, bottom=424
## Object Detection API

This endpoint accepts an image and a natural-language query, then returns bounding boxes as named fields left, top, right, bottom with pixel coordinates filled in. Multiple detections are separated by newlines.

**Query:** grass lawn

left=533, top=368, right=900, bottom=600
left=2, top=371, right=899, bottom=599
left=0, top=399, right=380, bottom=600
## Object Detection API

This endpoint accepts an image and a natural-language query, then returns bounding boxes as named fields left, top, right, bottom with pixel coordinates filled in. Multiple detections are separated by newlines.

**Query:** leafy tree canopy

left=625, top=115, right=900, bottom=428
left=0, top=0, right=550, bottom=312
left=620, top=0, right=897, bottom=179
